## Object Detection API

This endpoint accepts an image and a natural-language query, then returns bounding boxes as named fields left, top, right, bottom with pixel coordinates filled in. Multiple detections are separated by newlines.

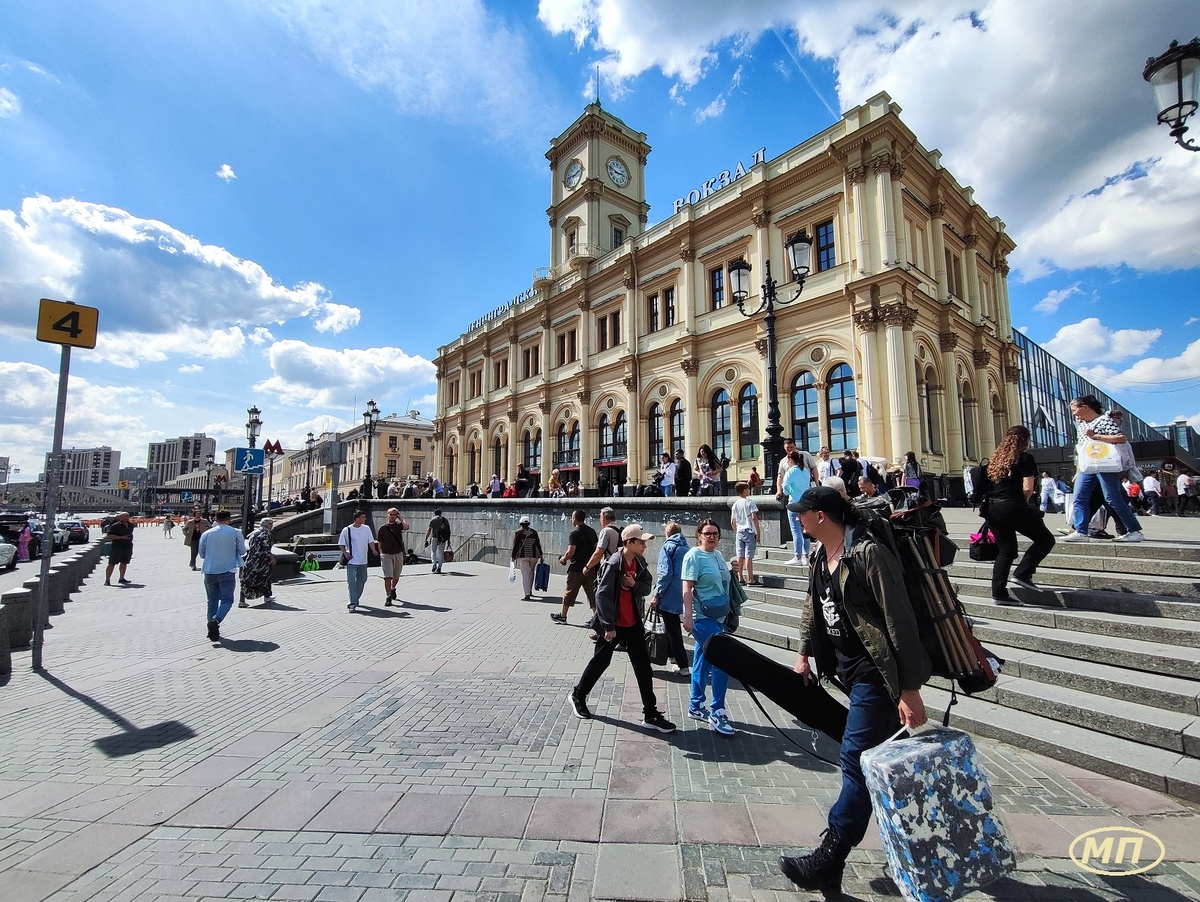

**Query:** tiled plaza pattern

left=1, top=530, right=1199, bottom=901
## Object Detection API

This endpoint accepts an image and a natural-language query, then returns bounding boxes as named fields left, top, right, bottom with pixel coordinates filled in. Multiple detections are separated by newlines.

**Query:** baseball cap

left=621, top=524, right=654, bottom=543
left=788, top=485, right=848, bottom=516
left=519, top=515, right=531, bottom=525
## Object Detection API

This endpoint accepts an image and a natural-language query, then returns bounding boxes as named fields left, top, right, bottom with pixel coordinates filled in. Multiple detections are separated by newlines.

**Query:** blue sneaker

left=687, top=704, right=710, bottom=721
left=710, top=708, right=736, bottom=736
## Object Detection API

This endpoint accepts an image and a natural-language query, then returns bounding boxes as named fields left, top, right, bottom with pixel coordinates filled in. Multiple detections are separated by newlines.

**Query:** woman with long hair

left=982, top=425, right=1055, bottom=605
left=695, top=443, right=722, bottom=496
left=1064, top=395, right=1144, bottom=543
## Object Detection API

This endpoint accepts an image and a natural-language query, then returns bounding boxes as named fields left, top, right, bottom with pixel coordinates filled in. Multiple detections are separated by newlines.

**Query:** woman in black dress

left=981, top=425, right=1055, bottom=605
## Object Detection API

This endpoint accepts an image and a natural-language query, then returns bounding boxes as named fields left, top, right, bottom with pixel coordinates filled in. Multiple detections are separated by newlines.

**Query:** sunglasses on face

left=700, top=531, right=719, bottom=537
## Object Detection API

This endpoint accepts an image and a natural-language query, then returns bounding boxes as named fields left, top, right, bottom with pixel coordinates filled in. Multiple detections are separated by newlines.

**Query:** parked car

left=0, top=537, right=16, bottom=570
left=58, top=519, right=90, bottom=545
left=0, top=513, right=37, bottom=560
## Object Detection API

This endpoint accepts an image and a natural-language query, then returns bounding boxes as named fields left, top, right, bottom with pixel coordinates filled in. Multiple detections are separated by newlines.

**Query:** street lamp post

left=305, top=431, right=316, bottom=504
left=727, top=230, right=813, bottom=489
left=242, top=406, right=262, bottom=535
left=1144, top=38, right=1200, bottom=152
left=2, top=464, right=18, bottom=502
left=362, top=399, right=380, bottom=498
left=203, top=453, right=214, bottom=516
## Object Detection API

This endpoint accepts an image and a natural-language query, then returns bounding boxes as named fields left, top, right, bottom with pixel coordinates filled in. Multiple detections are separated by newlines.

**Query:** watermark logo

left=1069, top=827, right=1165, bottom=875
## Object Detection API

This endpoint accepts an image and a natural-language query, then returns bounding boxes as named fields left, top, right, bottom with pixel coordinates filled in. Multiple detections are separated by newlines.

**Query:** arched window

left=492, top=437, right=503, bottom=479
left=790, top=371, right=819, bottom=454
left=919, top=367, right=941, bottom=454
left=570, top=421, right=580, bottom=454
left=669, top=399, right=685, bottom=455
left=961, top=382, right=977, bottom=460
left=467, top=442, right=478, bottom=485
left=557, top=423, right=569, bottom=453
left=445, top=447, right=456, bottom=484
left=826, top=364, right=858, bottom=452
left=523, top=429, right=541, bottom=470
left=737, top=383, right=759, bottom=460
left=599, top=413, right=613, bottom=459
left=647, top=403, right=664, bottom=465
left=711, top=389, right=731, bottom=462
left=614, top=411, right=627, bottom=457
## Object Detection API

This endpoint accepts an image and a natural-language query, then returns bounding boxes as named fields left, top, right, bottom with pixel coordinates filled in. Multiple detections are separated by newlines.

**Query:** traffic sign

left=235, top=447, right=265, bottom=474
left=118, top=480, right=129, bottom=489
left=180, top=491, right=194, bottom=502
left=37, top=299, right=100, bottom=349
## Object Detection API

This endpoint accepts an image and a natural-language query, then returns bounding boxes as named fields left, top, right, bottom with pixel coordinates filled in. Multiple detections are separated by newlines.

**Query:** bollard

left=0, top=588, right=34, bottom=649
left=21, top=579, right=50, bottom=629
left=47, top=567, right=68, bottom=614
left=0, top=607, right=10, bottom=674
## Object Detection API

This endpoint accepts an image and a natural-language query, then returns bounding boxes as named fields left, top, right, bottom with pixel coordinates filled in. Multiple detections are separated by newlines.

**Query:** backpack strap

left=740, top=683, right=840, bottom=767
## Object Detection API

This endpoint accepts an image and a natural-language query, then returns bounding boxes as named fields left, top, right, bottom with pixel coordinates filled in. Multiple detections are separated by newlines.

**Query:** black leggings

left=657, top=609, right=690, bottom=669
left=985, top=500, right=1055, bottom=596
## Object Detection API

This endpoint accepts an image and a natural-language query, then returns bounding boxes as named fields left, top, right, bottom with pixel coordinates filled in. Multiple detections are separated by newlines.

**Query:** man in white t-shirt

left=1178, top=472, right=1194, bottom=517
left=1142, top=472, right=1161, bottom=516
left=730, top=481, right=761, bottom=585
left=1039, top=472, right=1057, bottom=512
left=339, top=509, right=378, bottom=612
left=775, top=437, right=818, bottom=547
left=816, top=446, right=839, bottom=481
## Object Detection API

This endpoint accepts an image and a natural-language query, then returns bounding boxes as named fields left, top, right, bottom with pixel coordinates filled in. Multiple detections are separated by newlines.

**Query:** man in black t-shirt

left=105, top=511, right=135, bottom=586
left=553, top=509, right=598, bottom=624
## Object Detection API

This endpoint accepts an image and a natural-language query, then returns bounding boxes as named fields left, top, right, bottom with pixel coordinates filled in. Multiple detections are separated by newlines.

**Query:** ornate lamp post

left=362, top=399, right=380, bottom=498
left=727, top=230, right=813, bottom=488
left=242, top=405, right=262, bottom=535
left=305, top=431, right=316, bottom=504
left=1144, top=38, right=1200, bottom=151
left=203, top=453, right=214, bottom=515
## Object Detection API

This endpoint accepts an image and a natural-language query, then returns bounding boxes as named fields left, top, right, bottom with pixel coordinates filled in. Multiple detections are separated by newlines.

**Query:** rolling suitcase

left=534, top=561, right=550, bottom=592
left=860, top=726, right=1015, bottom=902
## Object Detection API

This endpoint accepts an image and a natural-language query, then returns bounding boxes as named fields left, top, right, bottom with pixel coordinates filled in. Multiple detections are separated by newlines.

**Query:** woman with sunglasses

left=681, top=519, right=736, bottom=736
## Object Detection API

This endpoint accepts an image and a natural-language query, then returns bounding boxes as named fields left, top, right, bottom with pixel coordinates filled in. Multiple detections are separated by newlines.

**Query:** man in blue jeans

left=199, top=510, right=245, bottom=641
left=782, top=486, right=930, bottom=896
left=340, top=510, right=378, bottom=611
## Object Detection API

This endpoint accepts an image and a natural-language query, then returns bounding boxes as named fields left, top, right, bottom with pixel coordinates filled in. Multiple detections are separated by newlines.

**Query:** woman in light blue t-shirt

left=682, top=519, right=735, bottom=736
left=782, top=450, right=812, bottom=564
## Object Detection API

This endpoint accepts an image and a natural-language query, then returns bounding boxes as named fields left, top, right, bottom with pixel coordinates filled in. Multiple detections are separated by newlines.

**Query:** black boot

left=780, top=826, right=852, bottom=895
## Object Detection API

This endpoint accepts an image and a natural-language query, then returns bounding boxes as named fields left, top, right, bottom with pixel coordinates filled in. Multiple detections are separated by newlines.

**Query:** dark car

left=59, top=520, right=90, bottom=545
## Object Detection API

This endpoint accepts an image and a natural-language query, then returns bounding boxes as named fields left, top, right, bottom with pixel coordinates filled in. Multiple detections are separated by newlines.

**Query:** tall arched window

left=737, top=384, right=759, bottom=460
left=790, top=371, right=819, bottom=454
left=826, top=364, right=858, bottom=452
left=492, top=437, right=503, bottom=479
left=523, top=429, right=541, bottom=470
left=920, top=367, right=941, bottom=454
left=599, top=413, right=613, bottom=459
left=647, top=403, right=664, bottom=465
left=614, top=412, right=627, bottom=457
left=711, top=389, right=731, bottom=461
left=557, top=423, right=569, bottom=453
left=669, top=399, right=685, bottom=455
left=445, top=447, right=456, bottom=484
left=467, top=442, right=478, bottom=485
left=961, top=382, right=978, bottom=460
left=570, top=421, right=580, bottom=454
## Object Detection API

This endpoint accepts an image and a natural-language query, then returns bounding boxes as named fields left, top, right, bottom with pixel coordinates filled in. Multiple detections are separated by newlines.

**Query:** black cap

left=787, top=485, right=847, bottom=516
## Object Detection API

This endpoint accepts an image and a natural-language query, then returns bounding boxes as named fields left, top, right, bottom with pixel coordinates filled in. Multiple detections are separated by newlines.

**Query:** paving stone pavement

left=1, top=529, right=1199, bottom=902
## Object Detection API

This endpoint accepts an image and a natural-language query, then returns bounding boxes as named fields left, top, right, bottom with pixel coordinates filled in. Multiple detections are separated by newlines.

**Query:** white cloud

left=177, top=364, right=204, bottom=374
left=1074, top=336, right=1200, bottom=391
left=270, top=0, right=552, bottom=141
left=1033, top=282, right=1081, bottom=314
left=0, top=86, right=20, bottom=118
left=537, top=1, right=1198, bottom=279
left=1185, top=317, right=1198, bottom=326
left=255, top=340, right=437, bottom=408
left=1042, top=317, right=1162, bottom=368
left=216, top=163, right=237, bottom=182
left=694, top=97, right=726, bottom=123
left=0, top=196, right=360, bottom=361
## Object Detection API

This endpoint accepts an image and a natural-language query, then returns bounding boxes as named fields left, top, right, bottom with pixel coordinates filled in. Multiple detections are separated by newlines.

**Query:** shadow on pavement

left=677, top=721, right=840, bottom=771
left=38, top=671, right=197, bottom=757
left=251, top=600, right=304, bottom=611
left=218, top=638, right=281, bottom=652
left=355, top=607, right=411, bottom=618
left=396, top=601, right=450, bottom=612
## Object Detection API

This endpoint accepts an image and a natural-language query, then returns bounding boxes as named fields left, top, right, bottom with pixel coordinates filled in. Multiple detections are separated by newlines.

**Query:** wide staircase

left=737, top=531, right=1200, bottom=803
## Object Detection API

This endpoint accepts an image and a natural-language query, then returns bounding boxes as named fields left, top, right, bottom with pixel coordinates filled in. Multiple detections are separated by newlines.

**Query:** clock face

left=564, top=159, right=583, bottom=189
left=607, top=156, right=629, bottom=187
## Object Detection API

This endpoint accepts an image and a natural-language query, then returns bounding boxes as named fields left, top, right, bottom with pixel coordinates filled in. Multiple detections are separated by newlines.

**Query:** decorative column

left=964, top=234, right=982, bottom=322
left=538, top=400, right=552, bottom=486
left=1002, top=347, right=1021, bottom=433
left=891, top=159, right=908, bottom=267
left=576, top=390, right=592, bottom=487
left=996, top=259, right=1014, bottom=336
left=847, top=165, right=871, bottom=276
left=680, top=242, right=697, bottom=333
left=971, top=348, right=992, bottom=459
left=939, top=332, right=964, bottom=472
left=930, top=202, right=948, bottom=302
left=623, top=374, right=641, bottom=477
left=681, top=357, right=701, bottom=456
left=853, top=310, right=885, bottom=458
left=874, top=154, right=897, bottom=267
left=880, top=303, right=917, bottom=462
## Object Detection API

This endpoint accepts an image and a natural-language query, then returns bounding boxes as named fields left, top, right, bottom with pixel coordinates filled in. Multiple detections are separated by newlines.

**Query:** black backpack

left=434, top=517, right=451, bottom=542
left=966, top=459, right=991, bottom=505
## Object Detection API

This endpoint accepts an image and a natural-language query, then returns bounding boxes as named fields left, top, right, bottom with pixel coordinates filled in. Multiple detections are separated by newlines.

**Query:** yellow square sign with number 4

left=37, top=298, right=99, bottom=349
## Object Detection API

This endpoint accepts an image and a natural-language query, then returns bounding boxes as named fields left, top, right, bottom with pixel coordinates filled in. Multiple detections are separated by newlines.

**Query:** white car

left=0, top=537, right=16, bottom=570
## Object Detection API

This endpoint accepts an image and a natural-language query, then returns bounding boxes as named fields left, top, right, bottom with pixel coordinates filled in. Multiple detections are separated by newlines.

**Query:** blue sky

left=1, top=0, right=1198, bottom=477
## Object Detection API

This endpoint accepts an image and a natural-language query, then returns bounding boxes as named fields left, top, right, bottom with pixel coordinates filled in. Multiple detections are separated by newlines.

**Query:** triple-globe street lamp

left=1144, top=38, right=1200, bottom=152
left=363, top=399, right=380, bottom=498
left=726, top=230, right=813, bottom=489
left=203, top=453, right=215, bottom=515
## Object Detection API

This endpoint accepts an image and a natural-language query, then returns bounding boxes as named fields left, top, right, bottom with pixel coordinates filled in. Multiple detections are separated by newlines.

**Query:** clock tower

left=546, top=103, right=650, bottom=273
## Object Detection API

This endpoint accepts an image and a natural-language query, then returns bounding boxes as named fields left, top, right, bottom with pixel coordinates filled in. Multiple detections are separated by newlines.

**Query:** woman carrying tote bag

left=1063, top=395, right=1144, bottom=543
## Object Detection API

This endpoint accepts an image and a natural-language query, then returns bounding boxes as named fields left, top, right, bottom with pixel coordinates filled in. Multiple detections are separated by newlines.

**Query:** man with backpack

left=781, top=485, right=930, bottom=896
left=425, top=509, right=451, bottom=573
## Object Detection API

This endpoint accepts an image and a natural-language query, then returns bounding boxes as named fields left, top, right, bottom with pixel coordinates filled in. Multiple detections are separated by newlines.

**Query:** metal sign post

left=32, top=298, right=99, bottom=671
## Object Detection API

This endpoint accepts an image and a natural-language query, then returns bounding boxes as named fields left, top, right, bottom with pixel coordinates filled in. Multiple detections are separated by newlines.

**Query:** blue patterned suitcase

left=860, top=726, right=1015, bottom=902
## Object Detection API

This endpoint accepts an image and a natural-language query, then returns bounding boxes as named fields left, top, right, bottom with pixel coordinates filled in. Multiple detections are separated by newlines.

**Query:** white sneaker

left=1061, top=531, right=1091, bottom=543
left=785, top=556, right=803, bottom=565
left=709, top=708, right=736, bottom=736
left=1115, top=530, right=1145, bottom=542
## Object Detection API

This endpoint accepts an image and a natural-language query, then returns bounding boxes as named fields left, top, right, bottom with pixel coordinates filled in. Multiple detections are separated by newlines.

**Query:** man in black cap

left=779, top=486, right=930, bottom=896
